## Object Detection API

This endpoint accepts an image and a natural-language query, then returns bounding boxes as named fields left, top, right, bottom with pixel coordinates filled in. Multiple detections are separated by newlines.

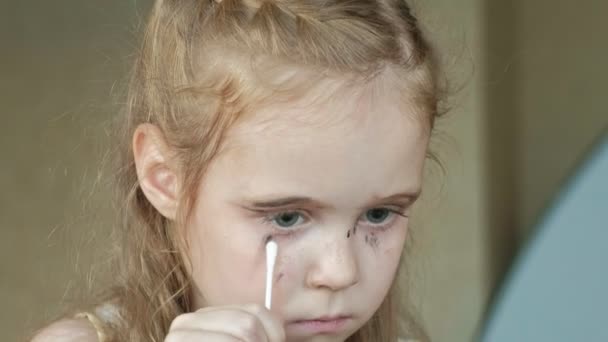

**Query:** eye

left=360, top=207, right=407, bottom=230
left=266, top=211, right=305, bottom=229
left=365, top=208, right=391, bottom=223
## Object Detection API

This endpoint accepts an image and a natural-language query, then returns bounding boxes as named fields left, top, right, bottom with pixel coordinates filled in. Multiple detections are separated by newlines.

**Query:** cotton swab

left=265, top=239, right=278, bottom=309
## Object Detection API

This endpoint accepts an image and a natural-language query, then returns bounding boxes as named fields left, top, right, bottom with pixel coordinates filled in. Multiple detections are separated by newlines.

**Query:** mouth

left=286, top=315, right=353, bottom=335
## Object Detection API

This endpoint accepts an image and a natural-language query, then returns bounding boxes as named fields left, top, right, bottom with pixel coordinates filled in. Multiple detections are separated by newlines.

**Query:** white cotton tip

left=265, top=239, right=278, bottom=309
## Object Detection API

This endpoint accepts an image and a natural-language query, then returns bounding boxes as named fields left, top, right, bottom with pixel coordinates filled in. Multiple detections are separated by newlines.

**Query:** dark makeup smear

left=346, top=221, right=359, bottom=239
left=262, top=233, right=274, bottom=251
left=365, top=232, right=379, bottom=248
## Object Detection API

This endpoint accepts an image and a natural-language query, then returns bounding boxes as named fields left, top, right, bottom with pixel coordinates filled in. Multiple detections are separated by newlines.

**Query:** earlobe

left=132, top=123, right=179, bottom=220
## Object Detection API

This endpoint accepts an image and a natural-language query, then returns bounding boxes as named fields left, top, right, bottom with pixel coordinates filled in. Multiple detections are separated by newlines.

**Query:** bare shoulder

left=31, top=317, right=99, bottom=342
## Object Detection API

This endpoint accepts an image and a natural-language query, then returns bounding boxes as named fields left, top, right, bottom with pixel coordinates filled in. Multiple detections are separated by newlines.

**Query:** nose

left=305, top=235, right=359, bottom=291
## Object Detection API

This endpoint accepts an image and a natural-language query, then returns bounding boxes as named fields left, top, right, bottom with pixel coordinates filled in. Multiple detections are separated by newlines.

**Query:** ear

left=132, top=123, right=180, bottom=220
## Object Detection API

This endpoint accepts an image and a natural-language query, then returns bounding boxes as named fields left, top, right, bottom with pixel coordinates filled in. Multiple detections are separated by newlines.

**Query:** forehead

left=229, top=74, right=426, bottom=144
left=209, top=77, right=429, bottom=205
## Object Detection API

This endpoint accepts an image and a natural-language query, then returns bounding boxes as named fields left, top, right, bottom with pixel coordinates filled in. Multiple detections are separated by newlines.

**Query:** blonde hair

left=81, top=0, right=441, bottom=340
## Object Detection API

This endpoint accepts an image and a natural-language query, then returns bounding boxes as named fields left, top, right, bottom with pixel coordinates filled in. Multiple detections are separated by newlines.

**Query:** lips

left=295, top=315, right=351, bottom=322
left=287, top=315, right=353, bottom=335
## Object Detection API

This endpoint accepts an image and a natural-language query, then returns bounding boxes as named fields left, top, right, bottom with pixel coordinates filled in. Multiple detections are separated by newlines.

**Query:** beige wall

left=1, top=2, right=145, bottom=340
left=516, top=1, right=608, bottom=235
left=483, top=0, right=608, bottom=290
left=411, top=0, right=488, bottom=341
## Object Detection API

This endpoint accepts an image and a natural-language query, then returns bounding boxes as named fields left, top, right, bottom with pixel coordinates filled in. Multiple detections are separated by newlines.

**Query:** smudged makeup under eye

left=258, top=207, right=409, bottom=233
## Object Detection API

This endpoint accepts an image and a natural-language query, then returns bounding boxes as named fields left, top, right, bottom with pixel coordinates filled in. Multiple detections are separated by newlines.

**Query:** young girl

left=33, top=0, right=442, bottom=341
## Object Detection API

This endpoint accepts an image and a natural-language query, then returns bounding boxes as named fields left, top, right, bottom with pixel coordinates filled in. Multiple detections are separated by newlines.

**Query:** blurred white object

left=265, top=239, right=278, bottom=310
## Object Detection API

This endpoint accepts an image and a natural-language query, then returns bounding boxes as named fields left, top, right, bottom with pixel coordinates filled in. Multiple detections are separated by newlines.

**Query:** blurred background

left=1, top=1, right=606, bottom=341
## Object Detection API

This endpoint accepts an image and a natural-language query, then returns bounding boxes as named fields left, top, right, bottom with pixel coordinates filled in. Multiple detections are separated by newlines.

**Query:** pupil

left=367, top=209, right=389, bottom=223
left=277, top=213, right=298, bottom=227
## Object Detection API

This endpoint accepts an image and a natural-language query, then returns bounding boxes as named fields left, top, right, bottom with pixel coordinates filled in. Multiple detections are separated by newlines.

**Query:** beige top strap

left=72, top=302, right=120, bottom=341
left=74, top=311, right=107, bottom=342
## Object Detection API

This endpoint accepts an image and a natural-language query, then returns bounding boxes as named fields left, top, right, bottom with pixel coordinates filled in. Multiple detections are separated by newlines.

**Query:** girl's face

left=186, top=81, right=429, bottom=342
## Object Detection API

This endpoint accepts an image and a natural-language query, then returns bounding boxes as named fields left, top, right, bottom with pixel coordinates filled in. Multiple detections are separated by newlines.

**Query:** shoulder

left=30, top=317, right=99, bottom=342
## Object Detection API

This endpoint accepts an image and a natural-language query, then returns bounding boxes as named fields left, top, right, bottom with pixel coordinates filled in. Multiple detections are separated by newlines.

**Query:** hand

left=164, top=304, right=285, bottom=342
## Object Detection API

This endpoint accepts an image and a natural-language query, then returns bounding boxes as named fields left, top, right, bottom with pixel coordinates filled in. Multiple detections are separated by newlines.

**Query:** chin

left=285, top=325, right=359, bottom=342
left=286, top=336, right=350, bottom=342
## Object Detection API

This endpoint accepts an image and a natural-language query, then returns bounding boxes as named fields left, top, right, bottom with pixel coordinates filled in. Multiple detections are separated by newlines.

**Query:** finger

left=165, top=328, right=242, bottom=342
left=239, top=304, right=286, bottom=342
left=173, top=308, right=268, bottom=342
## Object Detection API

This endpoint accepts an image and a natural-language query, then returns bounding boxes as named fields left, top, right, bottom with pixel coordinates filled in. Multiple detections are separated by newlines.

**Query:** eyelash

left=259, top=207, right=409, bottom=233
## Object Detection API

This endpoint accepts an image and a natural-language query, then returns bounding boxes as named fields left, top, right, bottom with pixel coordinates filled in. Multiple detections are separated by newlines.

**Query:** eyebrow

left=241, top=190, right=421, bottom=210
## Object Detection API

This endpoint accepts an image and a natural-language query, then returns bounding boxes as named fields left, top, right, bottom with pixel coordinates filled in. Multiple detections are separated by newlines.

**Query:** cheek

left=359, top=226, right=407, bottom=291
left=264, top=235, right=298, bottom=290
left=378, top=225, right=407, bottom=270
left=362, top=218, right=408, bottom=254
left=186, top=204, right=269, bottom=307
